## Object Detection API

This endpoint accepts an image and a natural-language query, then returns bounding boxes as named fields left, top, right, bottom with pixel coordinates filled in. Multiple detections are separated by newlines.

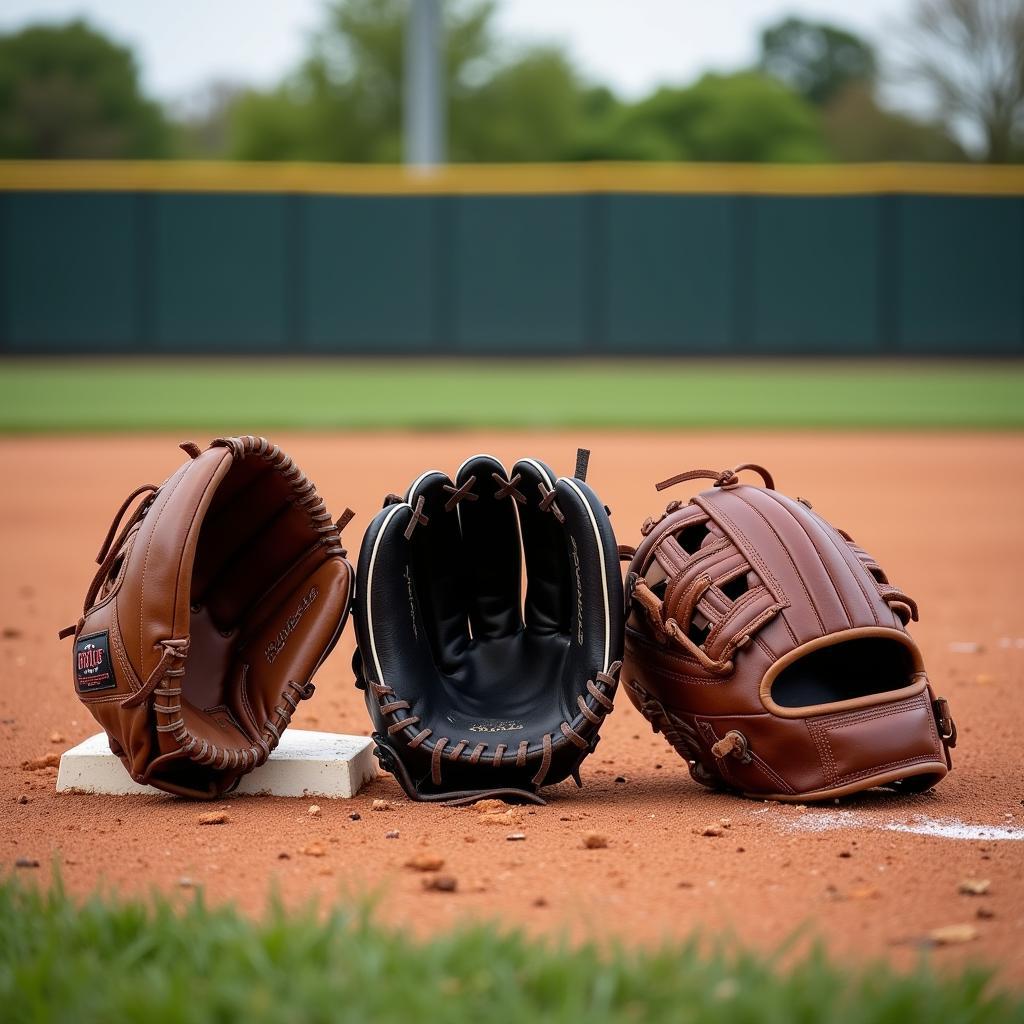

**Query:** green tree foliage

left=608, top=73, right=828, bottom=163
left=0, top=20, right=169, bottom=158
left=450, top=47, right=589, bottom=161
left=231, top=0, right=494, bottom=161
left=229, top=3, right=829, bottom=164
left=759, top=17, right=876, bottom=107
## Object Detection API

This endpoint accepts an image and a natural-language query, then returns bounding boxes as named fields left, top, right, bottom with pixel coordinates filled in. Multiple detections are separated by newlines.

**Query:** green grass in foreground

left=0, top=359, right=1022, bottom=432
left=0, top=876, right=1019, bottom=1024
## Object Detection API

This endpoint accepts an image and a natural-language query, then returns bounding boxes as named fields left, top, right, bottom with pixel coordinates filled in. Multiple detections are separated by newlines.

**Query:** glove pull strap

left=574, top=447, right=590, bottom=482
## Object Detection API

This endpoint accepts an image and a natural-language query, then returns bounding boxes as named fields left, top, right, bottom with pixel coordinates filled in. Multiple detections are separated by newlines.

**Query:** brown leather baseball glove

left=59, top=436, right=354, bottom=798
left=622, top=464, right=956, bottom=801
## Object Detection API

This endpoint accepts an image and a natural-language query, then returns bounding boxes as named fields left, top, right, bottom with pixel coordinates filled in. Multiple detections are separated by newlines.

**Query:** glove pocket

left=235, top=555, right=353, bottom=732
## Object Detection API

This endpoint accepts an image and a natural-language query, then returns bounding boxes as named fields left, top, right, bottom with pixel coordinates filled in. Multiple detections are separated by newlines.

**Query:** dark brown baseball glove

left=621, top=464, right=956, bottom=801
left=60, top=436, right=354, bottom=798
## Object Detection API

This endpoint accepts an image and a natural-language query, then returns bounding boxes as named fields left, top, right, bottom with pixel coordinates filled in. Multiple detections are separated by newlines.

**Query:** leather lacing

left=210, top=436, right=348, bottom=559
left=655, top=463, right=776, bottom=492
left=371, top=661, right=621, bottom=790
left=631, top=577, right=736, bottom=675
left=403, top=495, right=429, bottom=540
left=439, top=472, right=564, bottom=526
left=492, top=472, right=526, bottom=504
left=442, top=476, right=478, bottom=511
left=625, top=679, right=718, bottom=787
left=154, top=667, right=316, bottom=774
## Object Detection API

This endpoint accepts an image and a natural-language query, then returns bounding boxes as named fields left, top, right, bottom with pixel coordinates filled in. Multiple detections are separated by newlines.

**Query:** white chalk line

left=774, top=811, right=1024, bottom=842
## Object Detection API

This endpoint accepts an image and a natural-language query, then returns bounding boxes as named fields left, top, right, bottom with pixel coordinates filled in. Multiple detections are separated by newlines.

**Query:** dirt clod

left=385, top=830, right=400, bottom=839
left=21, top=753, right=60, bottom=771
left=583, top=833, right=609, bottom=849
left=478, top=809, right=519, bottom=827
left=372, top=799, right=393, bottom=811
left=473, top=798, right=510, bottom=813
left=300, top=843, right=325, bottom=858
left=697, top=825, right=724, bottom=837
left=198, top=811, right=228, bottom=826
left=308, top=804, right=321, bottom=817
left=406, top=853, right=445, bottom=871
left=422, top=875, right=457, bottom=893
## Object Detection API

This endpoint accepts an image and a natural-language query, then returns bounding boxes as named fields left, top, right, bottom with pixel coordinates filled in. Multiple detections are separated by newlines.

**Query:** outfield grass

left=0, top=359, right=1021, bottom=432
left=0, top=876, right=1018, bottom=1024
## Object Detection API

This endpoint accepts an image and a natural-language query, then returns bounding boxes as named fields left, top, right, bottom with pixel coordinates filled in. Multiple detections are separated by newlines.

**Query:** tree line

left=0, top=0, right=1021, bottom=163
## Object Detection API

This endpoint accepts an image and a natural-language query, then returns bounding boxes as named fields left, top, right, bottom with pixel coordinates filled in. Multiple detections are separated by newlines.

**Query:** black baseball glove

left=353, top=451, right=623, bottom=804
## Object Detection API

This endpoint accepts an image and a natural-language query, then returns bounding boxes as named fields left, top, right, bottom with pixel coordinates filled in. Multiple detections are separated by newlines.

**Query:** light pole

left=403, top=0, right=445, bottom=168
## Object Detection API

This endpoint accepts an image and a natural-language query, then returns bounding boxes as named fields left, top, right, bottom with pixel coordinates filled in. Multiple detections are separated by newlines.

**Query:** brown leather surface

left=64, top=437, right=353, bottom=798
left=623, top=466, right=955, bottom=801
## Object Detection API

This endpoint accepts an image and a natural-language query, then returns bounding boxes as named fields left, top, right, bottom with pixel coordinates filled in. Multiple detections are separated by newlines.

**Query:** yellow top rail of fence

left=0, top=160, right=1022, bottom=196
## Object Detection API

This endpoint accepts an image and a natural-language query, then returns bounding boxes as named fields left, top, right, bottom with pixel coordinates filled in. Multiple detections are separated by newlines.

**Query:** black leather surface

left=354, top=454, right=623, bottom=800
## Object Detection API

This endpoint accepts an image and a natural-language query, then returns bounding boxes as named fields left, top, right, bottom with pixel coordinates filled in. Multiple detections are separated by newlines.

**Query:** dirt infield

left=2, top=431, right=1022, bottom=977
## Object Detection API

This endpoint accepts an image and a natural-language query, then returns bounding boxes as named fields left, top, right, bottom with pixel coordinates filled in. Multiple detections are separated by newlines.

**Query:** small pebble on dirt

left=197, top=811, right=229, bottom=826
left=976, top=907, right=995, bottom=919
left=422, top=875, right=457, bottom=893
left=406, top=853, right=445, bottom=871
left=308, top=804, right=321, bottom=817
left=839, top=851, right=852, bottom=858
left=16, top=795, right=28, bottom=805
left=385, top=830, right=400, bottom=839
left=300, top=843, right=326, bottom=857
left=719, top=818, right=732, bottom=828
left=677, top=881, right=694, bottom=889
left=928, top=923, right=978, bottom=946
left=583, top=833, right=609, bottom=849
left=349, top=812, right=361, bottom=821
left=614, top=776, right=627, bottom=784
left=178, top=877, right=195, bottom=888
left=277, top=852, right=291, bottom=860
left=533, top=896, right=548, bottom=907
left=697, top=825, right=724, bottom=837
left=948, top=641, right=983, bottom=654
left=372, top=799, right=393, bottom=811
left=507, top=833, right=527, bottom=842
left=15, top=857, right=39, bottom=868
left=49, top=732, right=64, bottom=744
left=958, top=878, right=991, bottom=895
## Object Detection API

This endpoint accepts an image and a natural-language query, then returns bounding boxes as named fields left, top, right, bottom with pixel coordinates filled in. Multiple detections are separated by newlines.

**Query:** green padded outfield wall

left=0, top=163, right=1021, bottom=355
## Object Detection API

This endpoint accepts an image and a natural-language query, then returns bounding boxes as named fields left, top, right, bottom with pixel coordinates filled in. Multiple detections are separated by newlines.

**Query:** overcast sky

left=0, top=0, right=918, bottom=106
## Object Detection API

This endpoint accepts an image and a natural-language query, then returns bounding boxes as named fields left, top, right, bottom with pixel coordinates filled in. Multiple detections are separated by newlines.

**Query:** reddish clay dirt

left=2, top=432, right=1022, bottom=978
